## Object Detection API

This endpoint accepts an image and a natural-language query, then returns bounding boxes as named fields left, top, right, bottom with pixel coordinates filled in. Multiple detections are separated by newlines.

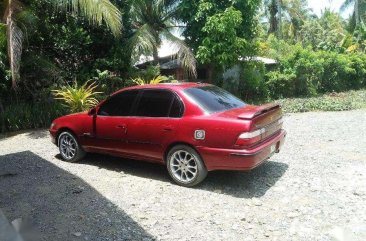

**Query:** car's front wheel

left=58, top=131, right=85, bottom=162
left=166, top=145, right=208, bottom=187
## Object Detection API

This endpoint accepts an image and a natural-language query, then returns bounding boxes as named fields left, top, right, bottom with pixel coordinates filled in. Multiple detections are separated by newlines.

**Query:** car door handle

left=116, top=125, right=127, bottom=134
left=163, top=126, right=173, bottom=132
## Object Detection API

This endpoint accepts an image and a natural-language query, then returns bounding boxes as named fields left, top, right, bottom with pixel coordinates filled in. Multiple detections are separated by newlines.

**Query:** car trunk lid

left=217, top=103, right=283, bottom=145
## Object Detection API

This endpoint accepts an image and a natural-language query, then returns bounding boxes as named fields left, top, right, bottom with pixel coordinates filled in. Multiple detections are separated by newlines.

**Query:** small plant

left=52, top=81, right=101, bottom=113
left=131, top=75, right=173, bottom=85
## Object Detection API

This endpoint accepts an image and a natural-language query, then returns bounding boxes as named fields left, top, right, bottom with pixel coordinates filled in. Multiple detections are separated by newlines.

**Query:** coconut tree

left=264, top=0, right=282, bottom=36
left=340, top=0, right=366, bottom=26
left=1, top=0, right=122, bottom=88
left=281, top=0, right=312, bottom=39
left=264, top=0, right=312, bottom=39
left=129, top=0, right=197, bottom=77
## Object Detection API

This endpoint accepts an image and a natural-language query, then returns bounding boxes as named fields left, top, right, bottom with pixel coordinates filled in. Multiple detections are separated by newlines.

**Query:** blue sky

left=308, top=0, right=353, bottom=17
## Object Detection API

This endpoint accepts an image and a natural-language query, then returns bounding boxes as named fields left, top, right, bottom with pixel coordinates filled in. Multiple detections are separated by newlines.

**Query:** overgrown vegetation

left=0, top=0, right=366, bottom=133
left=2, top=102, right=67, bottom=132
left=276, top=89, right=366, bottom=113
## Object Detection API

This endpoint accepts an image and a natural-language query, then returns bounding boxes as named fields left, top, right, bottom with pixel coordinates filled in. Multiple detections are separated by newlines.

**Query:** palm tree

left=282, top=0, right=312, bottom=39
left=129, top=0, right=197, bottom=77
left=1, top=0, right=122, bottom=88
left=264, top=0, right=282, bottom=36
left=340, top=0, right=366, bottom=26
left=264, top=0, right=311, bottom=39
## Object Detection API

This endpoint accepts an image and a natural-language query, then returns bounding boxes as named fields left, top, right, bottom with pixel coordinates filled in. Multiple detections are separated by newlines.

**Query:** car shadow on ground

left=70, top=153, right=288, bottom=199
left=0, top=151, right=154, bottom=241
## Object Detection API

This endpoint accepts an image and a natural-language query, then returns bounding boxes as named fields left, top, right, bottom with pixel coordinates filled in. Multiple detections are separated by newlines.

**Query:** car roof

left=116, top=82, right=210, bottom=93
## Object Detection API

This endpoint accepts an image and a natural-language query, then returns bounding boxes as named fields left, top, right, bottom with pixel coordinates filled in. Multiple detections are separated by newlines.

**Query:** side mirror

left=88, top=107, right=96, bottom=116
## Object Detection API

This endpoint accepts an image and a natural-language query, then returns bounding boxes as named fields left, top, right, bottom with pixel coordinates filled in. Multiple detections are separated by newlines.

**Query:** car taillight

left=235, top=128, right=265, bottom=146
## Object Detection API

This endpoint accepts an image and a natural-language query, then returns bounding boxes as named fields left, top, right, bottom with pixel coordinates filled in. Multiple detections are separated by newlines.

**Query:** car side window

left=169, top=95, right=184, bottom=118
left=136, top=89, right=183, bottom=118
left=98, top=90, right=139, bottom=116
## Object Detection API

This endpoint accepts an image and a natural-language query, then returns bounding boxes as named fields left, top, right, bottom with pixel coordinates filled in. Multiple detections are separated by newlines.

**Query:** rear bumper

left=197, top=129, right=287, bottom=171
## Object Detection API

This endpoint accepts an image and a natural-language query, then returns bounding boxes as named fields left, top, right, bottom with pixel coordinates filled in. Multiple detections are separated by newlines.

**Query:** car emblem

left=194, top=130, right=205, bottom=140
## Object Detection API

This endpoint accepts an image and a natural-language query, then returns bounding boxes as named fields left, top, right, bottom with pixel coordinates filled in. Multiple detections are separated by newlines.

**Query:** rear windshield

left=184, top=86, right=246, bottom=114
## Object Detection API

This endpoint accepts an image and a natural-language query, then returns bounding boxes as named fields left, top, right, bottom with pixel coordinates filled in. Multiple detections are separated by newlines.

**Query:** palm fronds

left=52, top=81, right=101, bottom=113
left=129, top=0, right=197, bottom=76
left=340, top=0, right=356, bottom=12
left=150, top=75, right=166, bottom=84
left=131, top=77, right=146, bottom=85
left=131, top=75, right=169, bottom=85
left=163, top=30, right=197, bottom=77
left=129, top=23, right=158, bottom=63
left=54, top=0, right=123, bottom=37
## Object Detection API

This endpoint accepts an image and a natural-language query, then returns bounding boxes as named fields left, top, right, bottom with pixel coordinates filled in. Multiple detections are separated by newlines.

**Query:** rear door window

left=136, top=89, right=182, bottom=118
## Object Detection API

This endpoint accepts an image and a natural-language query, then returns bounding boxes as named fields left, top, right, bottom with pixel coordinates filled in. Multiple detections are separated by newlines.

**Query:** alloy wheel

left=169, top=150, right=198, bottom=183
left=59, top=133, right=77, bottom=160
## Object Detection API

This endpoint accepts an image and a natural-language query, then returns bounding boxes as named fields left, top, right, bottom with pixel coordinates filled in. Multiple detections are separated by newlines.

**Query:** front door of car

left=125, top=89, right=183, bottom=161
left=90, top=90, right=139, bottom=155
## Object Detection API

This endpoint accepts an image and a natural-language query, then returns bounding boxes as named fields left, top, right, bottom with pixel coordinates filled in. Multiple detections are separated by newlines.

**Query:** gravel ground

left=0, top=110, right=366, bottom=241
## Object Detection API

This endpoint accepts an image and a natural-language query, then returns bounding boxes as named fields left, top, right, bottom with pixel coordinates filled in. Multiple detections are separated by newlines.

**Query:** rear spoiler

left=237, top=103, right=281, bottom=120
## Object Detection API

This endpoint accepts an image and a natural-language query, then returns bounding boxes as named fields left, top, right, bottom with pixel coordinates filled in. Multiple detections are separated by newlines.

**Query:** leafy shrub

left=52, top=81, right=101, bottom=113
left=222, top=62, right=266, bottom=101
left=265, top=70, right=296, bottom=99
left=238, top=62, right=267, bottom=100
left=131, top=65, right=161, bottom=82
left=131, top=75, right=177, bottom=86
left=1, top=101, right=67, bottom=132
left=264, top=46, right=366, bottom=99
left=92, top=69, right=125, bottom=95
left=276, top=89, right=366, bottom=113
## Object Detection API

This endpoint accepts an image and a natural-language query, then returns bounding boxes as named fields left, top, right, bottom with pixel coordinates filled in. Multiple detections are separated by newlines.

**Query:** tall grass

left=1, top=101, right=67, bottom=132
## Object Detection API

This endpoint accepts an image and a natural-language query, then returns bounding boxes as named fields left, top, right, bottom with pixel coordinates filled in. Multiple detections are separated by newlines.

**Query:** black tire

left=166, top=145, right=208, bottom=187
left=58, top=131, right=86, bottom=163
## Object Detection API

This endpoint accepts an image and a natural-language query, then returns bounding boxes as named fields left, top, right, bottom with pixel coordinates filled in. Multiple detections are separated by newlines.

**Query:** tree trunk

left=276, top=0, right=282, bottom=39
left=207, top=64, right=214, bottom=83
left=268, top=0, right=278, bottom=34
left=0, top=98, right=5, bottom=133
left=355, top=0, right=360, bottom=26
left=152, top=47, right=159, bottom=66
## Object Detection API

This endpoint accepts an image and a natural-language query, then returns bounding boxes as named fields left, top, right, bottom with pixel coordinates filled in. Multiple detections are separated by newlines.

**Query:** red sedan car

left=50, top=83, right=286, bottom=186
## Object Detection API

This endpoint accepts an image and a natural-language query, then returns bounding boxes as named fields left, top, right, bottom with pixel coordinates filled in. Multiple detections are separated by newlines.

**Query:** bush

left=1, top=101, right=67, bottom=132
left=265, top=70, right=296, bottom=99
left=264, top=46, right=366, bottom=99
left=222, top=62, right=267, bottom=101
left=276, top=89, right=366, bottom=113
left=52, top=81, right=101, bottom=113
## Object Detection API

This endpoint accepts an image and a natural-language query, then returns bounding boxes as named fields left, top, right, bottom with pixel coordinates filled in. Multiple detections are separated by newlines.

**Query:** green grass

left=275, top=89, right=366, bottom=113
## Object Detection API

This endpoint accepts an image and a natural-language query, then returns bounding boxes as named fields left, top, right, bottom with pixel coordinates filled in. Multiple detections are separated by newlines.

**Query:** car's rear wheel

left=58, top=131, right=85, bottom=162
left=166, top=145, right=207, bottom=187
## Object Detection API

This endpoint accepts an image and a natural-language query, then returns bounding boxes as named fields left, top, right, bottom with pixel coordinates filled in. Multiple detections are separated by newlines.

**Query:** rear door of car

left=125, top=89, right=183, bottom=162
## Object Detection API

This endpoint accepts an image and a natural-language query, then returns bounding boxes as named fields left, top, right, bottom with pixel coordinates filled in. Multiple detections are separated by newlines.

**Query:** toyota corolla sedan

left=50, top=83, right=286, bottom=187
